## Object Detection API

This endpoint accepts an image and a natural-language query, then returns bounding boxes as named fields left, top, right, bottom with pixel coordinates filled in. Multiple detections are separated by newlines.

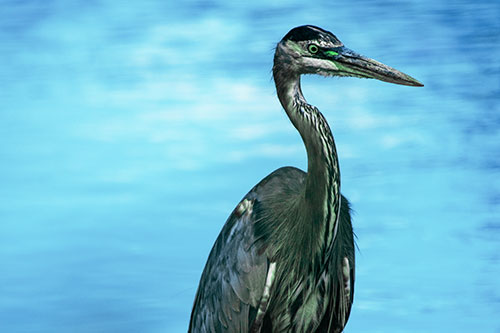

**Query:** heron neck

left=273, top=65, right=341, bottom=247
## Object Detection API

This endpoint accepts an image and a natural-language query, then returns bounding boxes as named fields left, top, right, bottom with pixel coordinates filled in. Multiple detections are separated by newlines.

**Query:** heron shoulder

left=251, top=166, right=306, bottom=205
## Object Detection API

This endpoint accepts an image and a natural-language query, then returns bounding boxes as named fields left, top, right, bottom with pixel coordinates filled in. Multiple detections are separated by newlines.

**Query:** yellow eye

left=308, top=44, right=319, bottom=54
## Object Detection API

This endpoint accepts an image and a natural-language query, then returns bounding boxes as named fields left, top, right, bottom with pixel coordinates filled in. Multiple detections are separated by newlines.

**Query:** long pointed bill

left=325, top=46, right=424, bottom=87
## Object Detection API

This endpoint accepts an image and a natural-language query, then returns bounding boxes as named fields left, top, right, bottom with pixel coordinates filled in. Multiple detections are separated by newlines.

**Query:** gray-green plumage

left=189, top=25, right=422, bottom=333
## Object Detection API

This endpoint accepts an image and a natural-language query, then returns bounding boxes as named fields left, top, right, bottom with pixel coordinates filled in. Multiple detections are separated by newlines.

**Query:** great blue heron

left=189, top=25, right=422, bottom=333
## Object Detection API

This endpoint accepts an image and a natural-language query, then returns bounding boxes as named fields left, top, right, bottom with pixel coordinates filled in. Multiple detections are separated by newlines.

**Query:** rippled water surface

left=1, top=0, right=499, bottom=332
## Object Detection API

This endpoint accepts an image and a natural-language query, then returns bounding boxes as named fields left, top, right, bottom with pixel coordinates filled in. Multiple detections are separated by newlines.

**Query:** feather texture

left=189, top=167, right=355, bottom=332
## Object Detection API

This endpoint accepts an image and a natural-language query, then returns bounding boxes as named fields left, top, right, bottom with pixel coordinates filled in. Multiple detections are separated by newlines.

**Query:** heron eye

left=308, top=44, right=319, bottom=54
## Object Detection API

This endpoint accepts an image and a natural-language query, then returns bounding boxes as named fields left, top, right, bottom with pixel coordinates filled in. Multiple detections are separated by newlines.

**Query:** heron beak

left=325, top=46, right=424, bottom=87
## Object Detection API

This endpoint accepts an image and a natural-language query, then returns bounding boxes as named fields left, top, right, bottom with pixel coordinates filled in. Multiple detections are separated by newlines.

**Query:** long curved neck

left=273, top=62, right=341, bottom=249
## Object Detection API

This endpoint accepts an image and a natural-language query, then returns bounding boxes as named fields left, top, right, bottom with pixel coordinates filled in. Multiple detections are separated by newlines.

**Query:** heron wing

left=189, top=191, right=269, bottom=332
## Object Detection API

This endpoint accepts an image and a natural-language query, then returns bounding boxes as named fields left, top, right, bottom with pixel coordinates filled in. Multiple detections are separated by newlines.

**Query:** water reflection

left=0, top=0, right=499, bottom=332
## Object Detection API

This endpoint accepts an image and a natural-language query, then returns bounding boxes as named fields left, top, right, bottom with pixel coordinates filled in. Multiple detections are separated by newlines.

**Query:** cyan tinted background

left=1, top=0, right=499, bottom=332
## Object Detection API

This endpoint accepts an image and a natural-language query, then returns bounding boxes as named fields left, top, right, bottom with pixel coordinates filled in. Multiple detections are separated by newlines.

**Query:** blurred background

left=1, top=0, right=499, bottom=332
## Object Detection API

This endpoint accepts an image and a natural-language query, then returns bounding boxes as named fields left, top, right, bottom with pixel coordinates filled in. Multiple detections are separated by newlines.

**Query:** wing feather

left=189, top=194, right=268, bottom=333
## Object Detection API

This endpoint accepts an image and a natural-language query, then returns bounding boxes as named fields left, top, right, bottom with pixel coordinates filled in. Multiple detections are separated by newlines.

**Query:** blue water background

left=1, top=0, right=499, bottom=332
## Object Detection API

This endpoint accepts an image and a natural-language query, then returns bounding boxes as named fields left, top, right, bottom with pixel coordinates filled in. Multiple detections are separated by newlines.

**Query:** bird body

left=189, top=25, right=422, bottom=332
left=190, top=166, right=353, bottom=332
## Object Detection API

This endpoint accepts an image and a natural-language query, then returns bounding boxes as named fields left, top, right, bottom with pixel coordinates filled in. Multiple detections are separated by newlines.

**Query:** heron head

left=276, top=25, right=423, bottom=87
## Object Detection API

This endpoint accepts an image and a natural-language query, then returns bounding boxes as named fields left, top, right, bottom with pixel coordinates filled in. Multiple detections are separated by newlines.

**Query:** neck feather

left=273, top=61, right=341, bottom=252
